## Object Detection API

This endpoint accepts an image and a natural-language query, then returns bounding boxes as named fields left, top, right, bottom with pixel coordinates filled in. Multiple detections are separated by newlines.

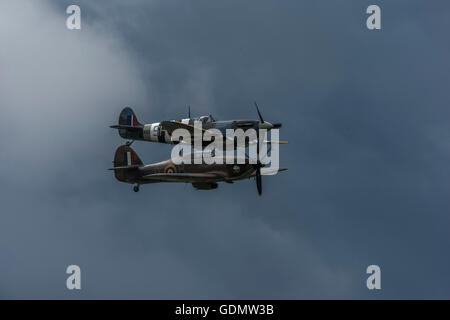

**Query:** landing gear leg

left=133, top=184, right=140, bottom=192
left=126, top=140, right=135, bottom=146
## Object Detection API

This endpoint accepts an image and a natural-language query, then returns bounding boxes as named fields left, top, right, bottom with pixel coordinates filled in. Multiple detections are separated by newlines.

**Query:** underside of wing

left=142, top=172, right=222, bottom=183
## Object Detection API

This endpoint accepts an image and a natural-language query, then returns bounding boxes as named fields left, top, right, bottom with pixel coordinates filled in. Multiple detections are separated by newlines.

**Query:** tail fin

left=113, top=145, right=143, bottom=167
left=111, top=107, right=143, bottom=140
left=119, top=107, right=142, bottom=127
left=110, top=145, right=143, bottom=183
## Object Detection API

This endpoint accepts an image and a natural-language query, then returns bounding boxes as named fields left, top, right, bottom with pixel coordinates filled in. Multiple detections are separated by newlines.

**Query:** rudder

left=114, top=145, right=143, bottom=167
left=118, top=107, right=143, bottom=140
left=112, top=145, right=143, bottom=183
left=119, top=107, right=142, bottom=127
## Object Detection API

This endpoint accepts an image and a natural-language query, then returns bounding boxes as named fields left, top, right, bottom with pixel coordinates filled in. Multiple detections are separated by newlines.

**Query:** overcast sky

left=1, top=0, right=450, bottom=299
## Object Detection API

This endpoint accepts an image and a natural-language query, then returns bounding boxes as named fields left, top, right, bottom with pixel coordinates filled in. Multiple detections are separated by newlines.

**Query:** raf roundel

left=164, top=164, right=177, bottom=174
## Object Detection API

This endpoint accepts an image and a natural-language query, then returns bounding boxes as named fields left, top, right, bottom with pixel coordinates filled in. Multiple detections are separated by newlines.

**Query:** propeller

left=252, top=102, right=283, bottom=195
left=254, top=101, right=282, bottom=130
left=254, top=101, right=265, bottom=123
left=245, top=126, right=263, bottom=196
left=254, top=127, right=263, bottom=196
left=255, top=160, right=262, bottom=196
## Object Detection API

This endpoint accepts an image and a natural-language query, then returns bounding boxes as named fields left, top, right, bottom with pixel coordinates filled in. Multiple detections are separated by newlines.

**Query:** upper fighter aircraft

left=110, top=103, right=283, bottom=147
left=110, top=145, right=287, bottom=195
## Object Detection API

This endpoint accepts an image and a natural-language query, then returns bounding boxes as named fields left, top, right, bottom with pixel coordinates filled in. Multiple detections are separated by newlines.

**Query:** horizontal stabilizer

left=108, top=164, right=140, bottom=170
left=110, top=125, right=142, bottom=130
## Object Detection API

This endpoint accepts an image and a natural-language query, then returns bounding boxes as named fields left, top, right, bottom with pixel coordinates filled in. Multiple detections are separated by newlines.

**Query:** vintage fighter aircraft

left=110, top=103, right=283, bottom=147
left=109, top=145, right=287, bottom=195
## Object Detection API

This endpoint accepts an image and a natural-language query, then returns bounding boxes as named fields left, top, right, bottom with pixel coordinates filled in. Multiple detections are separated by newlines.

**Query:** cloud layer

left=0, top=0, right=449, bottom=298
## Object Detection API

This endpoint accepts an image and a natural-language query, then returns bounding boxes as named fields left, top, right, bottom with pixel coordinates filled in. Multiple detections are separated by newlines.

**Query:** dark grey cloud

left=0, top=0, right=449, bottom=298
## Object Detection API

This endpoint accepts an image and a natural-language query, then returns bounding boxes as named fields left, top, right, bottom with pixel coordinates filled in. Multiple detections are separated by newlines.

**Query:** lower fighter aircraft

left=110, top=103, right=284, bottom=147
left=109, top=145, right=287, bottom=195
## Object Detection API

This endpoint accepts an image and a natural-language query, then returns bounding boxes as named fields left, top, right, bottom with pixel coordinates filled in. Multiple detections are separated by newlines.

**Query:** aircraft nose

left=258, top=121, right=273, bottom=130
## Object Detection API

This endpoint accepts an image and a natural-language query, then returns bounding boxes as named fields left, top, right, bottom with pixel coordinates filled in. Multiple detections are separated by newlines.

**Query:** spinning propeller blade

left=254, top=101, right=264, bottom=123
left=253, top=101, right=282, bottom=130
left=255, top=129, right=262, bottom=196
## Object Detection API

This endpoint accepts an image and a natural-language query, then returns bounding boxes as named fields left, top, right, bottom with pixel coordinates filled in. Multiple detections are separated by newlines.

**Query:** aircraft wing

left=160, top=121, right=287, bottom=145
left=253, top=140, right=288, bottom=144
left=142, top=172, right=224, bottom=183
left=160, top=121, right=234, bottom=145
left=160, top=121, right=207, bottom=137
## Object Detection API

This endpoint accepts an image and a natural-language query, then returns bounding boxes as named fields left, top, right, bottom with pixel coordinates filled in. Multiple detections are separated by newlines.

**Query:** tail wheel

left=133, top=185, right=140, bottom=192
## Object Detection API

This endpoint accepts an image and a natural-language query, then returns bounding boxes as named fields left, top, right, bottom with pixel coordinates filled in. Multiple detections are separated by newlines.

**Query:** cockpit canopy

left=199, top=115, right=215, bottom=123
